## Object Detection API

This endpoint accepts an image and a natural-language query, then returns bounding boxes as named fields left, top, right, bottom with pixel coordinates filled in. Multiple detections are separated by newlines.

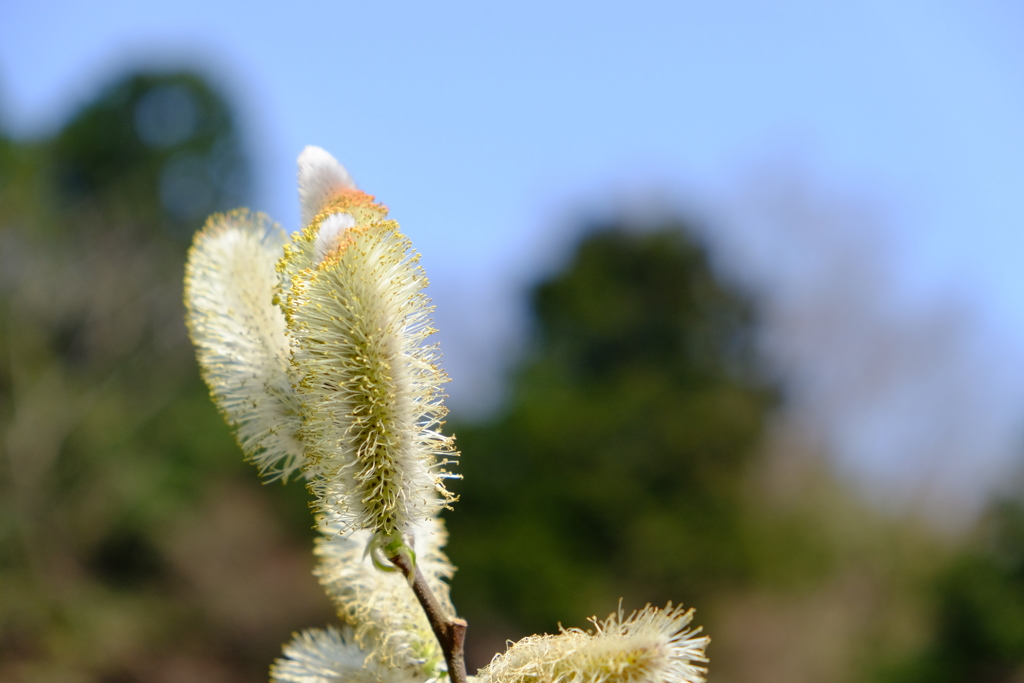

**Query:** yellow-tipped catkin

left=184, top=209, right=306, bottom=481
left=186, top=146, right=459, bottom=533
left=281, top=184, right=457, bottom=537
left=481, top=604, right=710, bottom=683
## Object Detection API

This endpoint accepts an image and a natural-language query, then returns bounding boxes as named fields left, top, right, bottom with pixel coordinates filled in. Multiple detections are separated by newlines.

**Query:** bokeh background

left=3, top=2, right=1024, bottom=681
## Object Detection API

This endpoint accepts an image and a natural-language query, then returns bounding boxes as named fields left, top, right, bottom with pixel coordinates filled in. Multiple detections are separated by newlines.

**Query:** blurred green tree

left=445, top=224, right=777, bottom=651
left=442, top=222, right=960, bottom=683
left=50, top=72, right=250, bottom=239
left=876, top=495, right=1024, bottom=683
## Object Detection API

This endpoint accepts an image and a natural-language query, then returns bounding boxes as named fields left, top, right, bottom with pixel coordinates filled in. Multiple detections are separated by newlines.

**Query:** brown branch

left=389, top=549, right=468, bottom=683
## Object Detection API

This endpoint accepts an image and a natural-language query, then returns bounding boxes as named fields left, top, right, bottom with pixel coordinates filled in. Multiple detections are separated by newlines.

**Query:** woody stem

left=388, top=550, right=468, bottom=683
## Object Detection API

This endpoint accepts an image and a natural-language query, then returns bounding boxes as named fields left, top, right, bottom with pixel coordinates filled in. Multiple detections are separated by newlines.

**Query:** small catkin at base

left=314, top=515, right=456, bottom=679
left=481, top=604, right=709, bottom=683
left=271, top=625, right=425, bottom=683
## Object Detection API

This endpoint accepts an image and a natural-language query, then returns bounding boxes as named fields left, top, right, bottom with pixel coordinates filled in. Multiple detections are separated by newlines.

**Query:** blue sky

left=4, top=1, right=1024, bottom=512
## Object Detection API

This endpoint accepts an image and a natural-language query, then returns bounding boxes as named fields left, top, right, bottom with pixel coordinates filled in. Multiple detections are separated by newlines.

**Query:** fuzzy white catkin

left=186, top=147, right=458, bottom=532
left=315, top=515, right=455, bottom=679
left=481, top=604, right=710, bottom=683
left=282, top=149, right=457, bottom=537
left=184, top=209, right=306, bottom=481
left=271, top=626, right=423, bottom=683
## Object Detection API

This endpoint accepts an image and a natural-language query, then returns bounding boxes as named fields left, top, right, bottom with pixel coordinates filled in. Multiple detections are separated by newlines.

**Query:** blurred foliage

left=442, top=224, right=955, bottom=682
left=0, top=70, right=328, bottom=683
left=50, top=72, right=250, bottom=239
left=874, top=495, right=1024, bottom=683
left=446, top=226, right=777, bottom=631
